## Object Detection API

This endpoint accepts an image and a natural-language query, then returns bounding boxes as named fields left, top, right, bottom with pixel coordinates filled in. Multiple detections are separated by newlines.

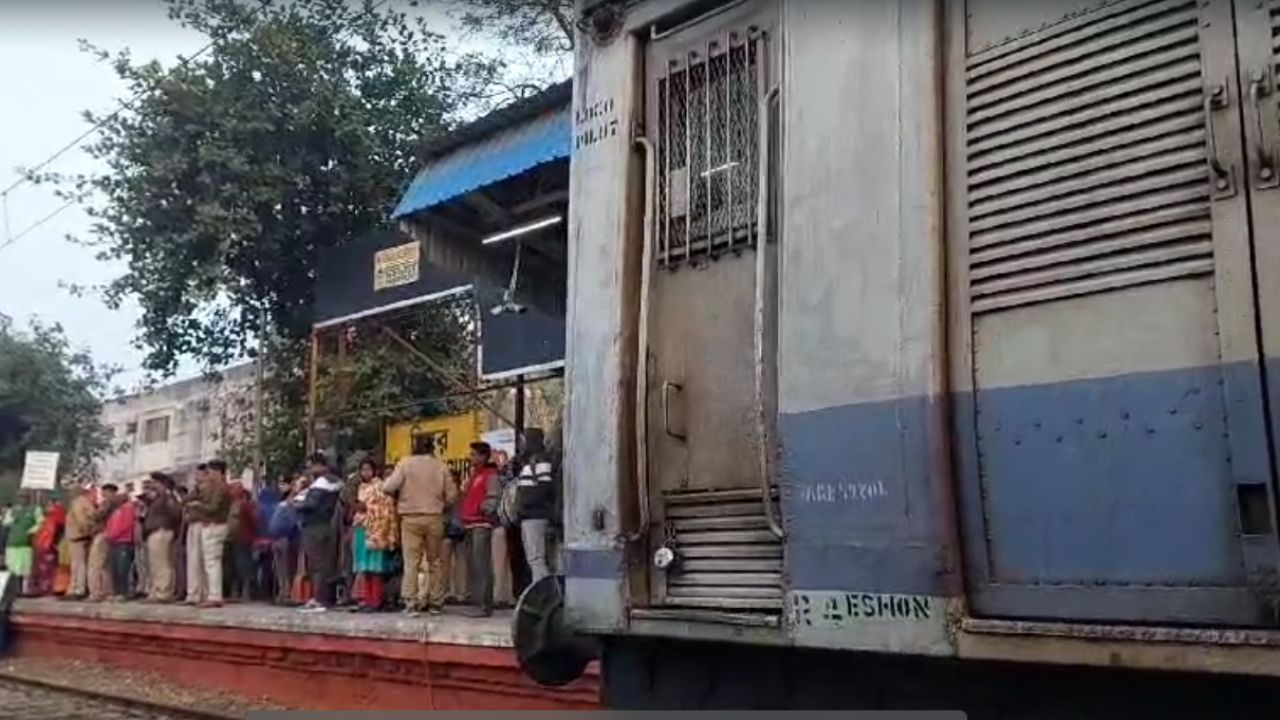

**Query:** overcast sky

left=0, top=1, right=563, bottom=392
left=0, top=3, right=206, bottom=389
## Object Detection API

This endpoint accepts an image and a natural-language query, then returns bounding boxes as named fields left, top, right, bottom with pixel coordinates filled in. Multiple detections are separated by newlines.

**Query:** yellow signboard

left=385, top=411, right=480, bottom=481
left=373, top=241, right=420, bottom=292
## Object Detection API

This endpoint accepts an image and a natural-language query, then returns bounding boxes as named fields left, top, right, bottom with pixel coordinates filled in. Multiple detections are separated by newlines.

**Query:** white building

left=97, top=363, right=257, bottom=493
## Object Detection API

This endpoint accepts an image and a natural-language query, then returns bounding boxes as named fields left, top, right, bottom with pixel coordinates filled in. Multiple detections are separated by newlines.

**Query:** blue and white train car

left=520, top=0, right=1280, bottom=711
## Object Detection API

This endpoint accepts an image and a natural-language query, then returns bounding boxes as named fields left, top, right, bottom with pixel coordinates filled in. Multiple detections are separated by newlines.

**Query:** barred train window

left=656, top=29, right=764, bottom=267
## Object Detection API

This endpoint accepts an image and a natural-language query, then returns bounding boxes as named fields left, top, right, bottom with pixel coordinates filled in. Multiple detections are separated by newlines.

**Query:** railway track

left=0, top=672, right=245, bottom=720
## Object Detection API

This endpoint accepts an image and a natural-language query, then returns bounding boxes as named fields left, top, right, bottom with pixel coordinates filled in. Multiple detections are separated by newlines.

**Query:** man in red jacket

left=459, top=442, right=500, bottom=618
left=227, top=483, right=258, bottom=602
left=104, top=494, right=138, bottom=602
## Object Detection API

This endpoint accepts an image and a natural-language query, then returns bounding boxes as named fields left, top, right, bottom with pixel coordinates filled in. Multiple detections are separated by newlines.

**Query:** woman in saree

left=31, top=500, right=66, bottom=595
left=351, top=459, right=397, bottom=611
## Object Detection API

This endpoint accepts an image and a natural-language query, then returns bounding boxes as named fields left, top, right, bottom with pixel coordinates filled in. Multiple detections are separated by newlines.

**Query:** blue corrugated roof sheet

left=391, top=104, right=571, bottom=220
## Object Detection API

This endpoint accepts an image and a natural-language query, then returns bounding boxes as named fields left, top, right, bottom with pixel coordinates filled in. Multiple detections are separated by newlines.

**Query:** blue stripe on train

left=780, top=362, right=1268, bottom=598
left=563, top=362, right=1276, bottom=617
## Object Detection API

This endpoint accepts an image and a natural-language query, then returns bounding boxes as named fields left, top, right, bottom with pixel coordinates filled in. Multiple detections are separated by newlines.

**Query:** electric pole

left=253, top=306, right=266, bottom=490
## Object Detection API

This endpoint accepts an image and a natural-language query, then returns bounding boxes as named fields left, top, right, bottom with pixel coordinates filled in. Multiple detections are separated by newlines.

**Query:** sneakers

left=297, top=600, right=328, bottom=614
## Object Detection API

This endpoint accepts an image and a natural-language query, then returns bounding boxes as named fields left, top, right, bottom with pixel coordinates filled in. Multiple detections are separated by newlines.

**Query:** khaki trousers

left=146, top=529, right=175, bottom=600
left=185, top=523, right=228, bottom=603
left=426, top=530, right=512, bottom=604
left=68, top=539, right=90, bottom=597
left=88, top=534, right=110, bottom=600
left=399, top=514, right=444, bottom=610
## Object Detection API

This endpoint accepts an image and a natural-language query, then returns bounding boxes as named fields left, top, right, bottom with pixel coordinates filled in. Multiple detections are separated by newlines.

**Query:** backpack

left=445, top=505, right=466, bottom=542
left=268, top=503, right=297, bottom=539
left=496, top=474, right=520, bottom=529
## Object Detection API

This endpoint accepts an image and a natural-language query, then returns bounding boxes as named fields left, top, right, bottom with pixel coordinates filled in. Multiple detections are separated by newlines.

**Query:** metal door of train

left=948, top=0, right=1280, bottom=626
left=637, top=0, right=784, bottom=612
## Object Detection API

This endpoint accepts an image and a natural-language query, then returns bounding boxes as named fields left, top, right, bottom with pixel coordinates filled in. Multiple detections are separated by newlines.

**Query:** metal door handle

left=1249, top=71, right=1277, bottom=188
left=662, top=382, right=685, bottom=441
left=1204, top=83, right=1233, bottom=196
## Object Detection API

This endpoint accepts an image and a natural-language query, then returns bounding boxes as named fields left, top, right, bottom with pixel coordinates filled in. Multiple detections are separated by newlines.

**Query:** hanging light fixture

left=480, top=215, right=563, bottom=246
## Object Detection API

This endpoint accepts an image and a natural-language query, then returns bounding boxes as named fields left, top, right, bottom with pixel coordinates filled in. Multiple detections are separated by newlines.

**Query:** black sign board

left=475, top=280, right=566, bottom=379
left=313, top=229, right=470, bottom=328
left=314, top=230, right=566, bottom=379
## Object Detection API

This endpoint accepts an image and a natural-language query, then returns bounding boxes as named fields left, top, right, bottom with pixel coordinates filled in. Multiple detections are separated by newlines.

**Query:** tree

left=454, top=0, right=575, bottom=56
left=49, top=0, right=499, bottom=376
left=207, top=335, right=309, bottom=479
left=39, top=0, right=505, bottom=474
left=213, top=302, right=475, bottom=479
left=451, top=0, right=574, bottom=98
left=0, top=322, right=116, bottom=498
left=313, top=301, right=474, bottom=465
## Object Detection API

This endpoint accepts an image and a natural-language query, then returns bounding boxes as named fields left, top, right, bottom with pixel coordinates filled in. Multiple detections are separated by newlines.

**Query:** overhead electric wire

left=0, top=1, right=277, bottom=201
left=0, top=0, right=314, bottom=253
left=0, top=201, right=75, bottom=253
left=0, top=0, right=401, bottom=256
left=0, top=7, right=267, bottom=255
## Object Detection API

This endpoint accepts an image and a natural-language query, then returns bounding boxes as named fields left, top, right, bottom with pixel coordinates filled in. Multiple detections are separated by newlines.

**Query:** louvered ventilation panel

left=965, top=0, right=1213, bottom=314
left=662, top=488, right=783, bottom=611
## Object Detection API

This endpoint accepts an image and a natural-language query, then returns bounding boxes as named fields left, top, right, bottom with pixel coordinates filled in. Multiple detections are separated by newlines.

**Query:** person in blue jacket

left=267, top=476, right=300, bottom=605
left=254, top=482, right=283, bottom=602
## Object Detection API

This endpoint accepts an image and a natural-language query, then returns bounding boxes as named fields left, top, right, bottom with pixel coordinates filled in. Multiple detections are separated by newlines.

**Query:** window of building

left=142, top=416, right=170, bottom=445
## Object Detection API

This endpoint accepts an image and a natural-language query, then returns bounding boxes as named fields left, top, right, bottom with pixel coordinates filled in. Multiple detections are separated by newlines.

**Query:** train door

left=637, top=0, right=784, bottom=612
left=1237, top=0, right=1280, bottom=592
left=949, top=0, right=1280, bottom=626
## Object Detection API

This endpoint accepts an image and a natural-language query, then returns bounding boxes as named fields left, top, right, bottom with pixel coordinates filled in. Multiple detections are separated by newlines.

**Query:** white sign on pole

left=20, top=451, right=59, bottom=490
left=482, top=428, right=517, bottom=458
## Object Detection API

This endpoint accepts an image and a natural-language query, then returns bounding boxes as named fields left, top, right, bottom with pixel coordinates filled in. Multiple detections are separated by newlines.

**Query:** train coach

left=513, top=0, right=1280, bottom=712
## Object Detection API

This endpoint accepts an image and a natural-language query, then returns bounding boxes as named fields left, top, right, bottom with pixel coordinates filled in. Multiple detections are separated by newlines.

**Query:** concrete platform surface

left=13, top=597, right=513, bottom=648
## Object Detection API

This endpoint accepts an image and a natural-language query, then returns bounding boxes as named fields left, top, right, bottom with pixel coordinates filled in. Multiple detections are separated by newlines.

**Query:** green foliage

left=213, top=302, right=476, bottom=479
left=0, top=322, right=116, bottom=498
left=208, top=336, right=309, bottom=479
left=39, top=0, right=515, bottom=476
left=47, top=0, right=500, bottom=375
left=312, top=301, right=474, bottom=466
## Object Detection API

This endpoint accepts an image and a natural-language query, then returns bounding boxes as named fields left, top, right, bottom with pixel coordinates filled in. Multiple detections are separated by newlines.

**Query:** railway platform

left=4, top=598, right=598, bottom=711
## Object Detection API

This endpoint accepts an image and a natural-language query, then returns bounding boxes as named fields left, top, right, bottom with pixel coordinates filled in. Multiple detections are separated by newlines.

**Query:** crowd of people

left=0, top=428, right=561, bottom=619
